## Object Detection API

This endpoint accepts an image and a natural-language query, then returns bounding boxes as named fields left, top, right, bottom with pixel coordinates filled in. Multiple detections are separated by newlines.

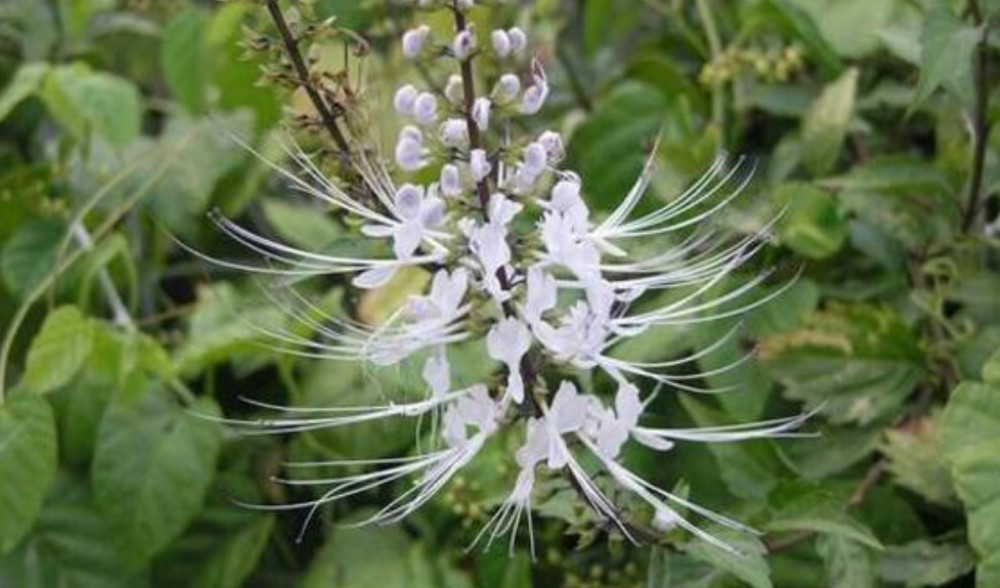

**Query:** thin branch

left=263, top=0, right=353, bottom=159
left=962, top=0, right=990, bottom=233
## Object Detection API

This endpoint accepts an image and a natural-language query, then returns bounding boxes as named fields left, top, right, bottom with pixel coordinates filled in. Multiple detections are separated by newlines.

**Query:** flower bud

left=491, top=30, right=511, bottom=58
left=508, top=27, right=527, bottom=54
left=470, top=148, right=491, bottom=182
left=395, top=126, right=425, bottom=170
left=523, top=142, right=547, bottom=177
left=521, top=83, right=548, bottom=115
left=402, top=25, right=430, bottom=59
left=440, top=164, right=462, bottom=197
left=472, top=97, right=491, bottom=131
left=393, top=84, right=419, bottom=116
left=395, top=183, right=424, bottom=219
left=538, top=130, right=564, bottom=162
left=551, top=179, right=581, bottom=212
left=492, top=73, right=521, bottom=104
left=445, top=75, right=465, bottom=104
left=452, top=27, right=476, bottom=60
left=439, top=118, right=469, bottom=147
left=413, top=92, right=439, bottom=125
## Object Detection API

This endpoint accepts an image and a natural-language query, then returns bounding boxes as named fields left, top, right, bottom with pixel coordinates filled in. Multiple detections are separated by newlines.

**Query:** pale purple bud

left=452, top=27, right=476, bottom=60
left=395, top=126, right=425, bottom=170
left=413, top=92, right=438, bottom=125
left=445, top=75, right=464, bottom=104
left=492, top=73, right=521, bottom=104
left=538, top=130, right=565, bottom=161
left=440, top=164, right=462, bottom=197
left=395, top=184, right=424, bottom=219
left=472, top=97, right=491, bottom=131
left=439, top=118, right=469, bottom=147
left=470, top=148, right=491, bottom=182
left=551, top=179, right=581, bottom=211
left=393, top=84, right=419, bottom=116
left=491, top=30, right=511, bottom=58
left=523, top=142, right=547, bottom=177
left=508, top=27, right=527, bottom=54
left=521, top=84, right=548, bottom=115
left=402, top=25, right=430, bottom=59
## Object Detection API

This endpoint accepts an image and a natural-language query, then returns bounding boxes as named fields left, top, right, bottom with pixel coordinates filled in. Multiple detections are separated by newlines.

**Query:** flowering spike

left=199, top=0, right=809, bottom=557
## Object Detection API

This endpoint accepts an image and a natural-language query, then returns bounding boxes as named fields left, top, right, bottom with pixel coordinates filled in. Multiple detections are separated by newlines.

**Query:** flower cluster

left=205, top=0, right=808, bottom=556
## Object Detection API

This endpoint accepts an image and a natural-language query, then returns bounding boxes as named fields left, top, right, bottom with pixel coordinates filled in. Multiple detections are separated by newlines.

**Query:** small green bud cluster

left=699, top=44, right=804, bottom=86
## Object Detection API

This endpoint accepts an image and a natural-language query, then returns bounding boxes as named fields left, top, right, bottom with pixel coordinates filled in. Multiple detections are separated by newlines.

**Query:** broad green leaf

left=261, top=198, right=342, bottom=250
left=759, top=303, right=924, bottom=425
left=583, top=0, right=637, bottom=56
left=0, top=62, right=49, bottom=122
left=302, top=523, right=463, bottom=588
left=569, top=82, right=666, bottom=211
left=0, top=393, right=58, bottom=554
left=680, top=396, right=787, bottom=501
left=48, top=371, right=113, bottom=466
left=173, top=283, right=283, bottom=376
left=881, top=415, right=955, bottom=506
left=913, top=6, right=978, bottom=108
left=0, top=472, right=148, bottom=587
left=981, top=347, right=1000, bottom=385
left=940, top=380, right=1000, bottom=588
left=21, top=305, right=93, bottom=394
left=91, top=387, right=222, bottom=567
left=162, top=6, right=210, bottom=114
left=800, top=68, right=857, bottom=175
left=57, top=0, right=115, bottom=40
left=39, top=63, right=142, bottom=147
left=767, top=484, right=883, bottom=550
left=774, top=182, right=847, bottom=259
left=154, top=476, right=274, bottom=588
left=646, top=548, right=723, bottom=588
left=782, top=0, right=921, bottom=59
left=0, top=219, right=63, bottom=299
left=816, top=535, right=877, bottom=588
left=683, top=526, right=772, bottom=588
left=879, top=540, right=976, bottom=587
left=777, top=424, right=881, bottom=480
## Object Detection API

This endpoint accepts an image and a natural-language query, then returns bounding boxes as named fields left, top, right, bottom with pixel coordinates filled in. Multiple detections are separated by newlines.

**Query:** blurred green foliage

left=1, top=0, right=999, bottom=586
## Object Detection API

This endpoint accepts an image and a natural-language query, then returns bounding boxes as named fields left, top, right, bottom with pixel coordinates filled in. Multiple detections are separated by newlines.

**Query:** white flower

left=408, top=267, right=469, bottom=324
left=491, top=29, right=511, bottom=57
left=516, top=381, right=589, bottom=469
left=520, top=61, right=549, bottom=115
left=440, top=164, right=462, bottom=197
left=422, top=346, right=451, bottom=398
left=452, top=27, right=476, bottom=60
left=393, top=84, right=418, bottom=116
left=523, top=265, right=557, bottom=325
left=443, top=385, right=498, bottom=447
left=549, top=179, right=589, bottom=229
left=402, top=25, right=430, bottom=59
left=381, top=183, right=445, bottom=259
left=492, top=73, right=521, bottom=104
left=522, top=142, right=547, bottom=177
left=395, top=125, right=426, bottom=170
left=472, top=97, right=491, bottom=130
left=413, top=92, right=439, bottom=125
left=439, top=118, right=469, bottom=147
left=486, top=317, right=532, bottom=403
left=470, top=148, right=491, bottom=182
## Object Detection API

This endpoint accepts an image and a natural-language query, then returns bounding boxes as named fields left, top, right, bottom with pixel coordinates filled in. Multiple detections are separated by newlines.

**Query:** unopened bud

left=393, top=84, right=418, bottom=116
left=470, top=149, right=491, bottom=182
left=491, top=30, right=511, bottom=58
left=439, top=118, right=469, bottom=147
left=402, top=25, right=430, bottom=59
left=413, top=92, right=439, bottom=125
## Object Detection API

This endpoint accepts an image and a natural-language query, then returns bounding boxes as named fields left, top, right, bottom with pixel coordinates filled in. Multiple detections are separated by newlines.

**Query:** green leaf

left=940, top=380, right=1000, bottom=588
left=800, top=68, right=857, bottom=175
left=154, top=477, right=274, bottom=588
left=760, top=303, right=924, bottom=425
left=583, top=0, right=637, bottom=56
left=21, top=305, right=94, bottom=394
left=781, top=0, right=921, bottom=59
left=302, top=523, right=461, bottom=588
left=683, top=526, right=772, bottom=588
left=881, top=415, right=955, bottom=506
left=774, top=182, right=847, bottom=259
left=0, top=62, right=49, bottom=122
left=767, top=484, right=883, bottom=550
left=913, top=6, right=978, bottom=109
left=261, top=198, right=342, bottom=250
left=91, top=387, right=222, bottom=567
left=0, top=393, right=58, bottom=554
left=0, top=472, right=149, bottom=587
left=879, top=540, right=976, bottom=587
left=162, top=6, right=210, bottom=114
left=0, top=219, right=63, bottom=300
left=569, top=82, right=665, bottom=211
left=816, top=534, right=877, bottom=588
left=39, top=63, right=142, bottom=147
